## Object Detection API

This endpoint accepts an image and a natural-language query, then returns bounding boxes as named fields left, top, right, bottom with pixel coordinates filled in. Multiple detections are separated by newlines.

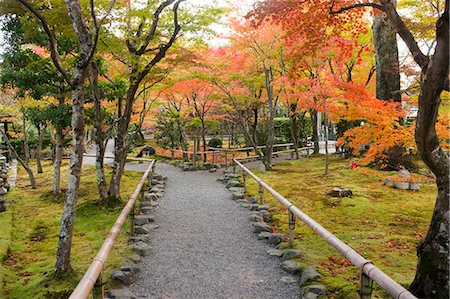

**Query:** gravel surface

left=129, top=163, right=299, bottom=299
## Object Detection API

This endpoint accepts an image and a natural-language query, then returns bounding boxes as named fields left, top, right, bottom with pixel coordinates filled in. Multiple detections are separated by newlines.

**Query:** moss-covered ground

left=244, top=155, right=436, bottom=298
left=0, top=160, right=143, bottom=298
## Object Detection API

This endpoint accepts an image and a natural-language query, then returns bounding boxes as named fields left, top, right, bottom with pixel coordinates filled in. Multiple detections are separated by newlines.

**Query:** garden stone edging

left=220, top=170, right=327, bottom=298
left=107, top=172, right=166, bottom=299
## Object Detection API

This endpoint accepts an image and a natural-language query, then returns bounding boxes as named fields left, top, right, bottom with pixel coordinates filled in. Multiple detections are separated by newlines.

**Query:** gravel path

left=129, top=163, right=299, bottom=299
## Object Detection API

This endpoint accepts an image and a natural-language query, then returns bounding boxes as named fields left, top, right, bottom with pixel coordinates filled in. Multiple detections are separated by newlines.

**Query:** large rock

left=257, top=205, right=269, bottom=211
left=0, top=187, right=7, bottom=196
left=268, top=233, right=285, bottom=246
left=224, top=173, right=240, bottom=180
left=253, top=222, right=272, bottom=233
left=128, top=235, right=150, bottom=243
left=299, top=266, right=322, bottom=286
left=111, top=270, right=133, bottom=285
left=260, top=210, right=271, bottom=222
left=121, top=259, right=140, bottom=275
left=299, top=285, right=326, bottom=299
left=282, top=249, right=301, bottom=261
left=281, top=260, right=302, bottom=274
left=228, top=187, right=245, bottom=194
left=133, top=242, right=152, bottom=256
left=107, top=288, right=138, bottom=299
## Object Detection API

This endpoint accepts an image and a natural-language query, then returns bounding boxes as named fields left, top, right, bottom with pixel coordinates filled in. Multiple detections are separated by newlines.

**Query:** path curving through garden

left=129, top=162, right=299, bottom=299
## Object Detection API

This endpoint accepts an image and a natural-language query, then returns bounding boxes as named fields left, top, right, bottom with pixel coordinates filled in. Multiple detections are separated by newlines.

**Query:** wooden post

left=359, top=271, right=374, bottom=299
left=93, top=272, right=104, bottom=299
left=232, top=152, right=236, bottom=173
left=258, top=183, right=264, bottom=204
left=225, top=151, right=228, bottom=169
left=288, top=210, right=295, bottom=249
left=242, top=172, right=246, bottom=189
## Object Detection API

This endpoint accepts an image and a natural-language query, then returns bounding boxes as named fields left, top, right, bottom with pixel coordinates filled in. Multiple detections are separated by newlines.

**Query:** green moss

left=245, top=156, right=435, bottom=297
left=1, top=160, right=144, bottom=298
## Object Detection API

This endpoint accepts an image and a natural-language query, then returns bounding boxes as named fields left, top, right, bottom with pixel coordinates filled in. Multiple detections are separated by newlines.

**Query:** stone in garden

left=299, top=285, right=326, bottom=299
left=257, top=231, right=272, bottom=240
left=150, top=187, right=164, bottom=193
left=209, top=168, right=217, bottom=173
left=144, top=193, right=158, bottom=201
left=253, top=222, right=272, bottom=233
left=151, top=179, right=159, bottom=186
left=229, top=187, right=245, bottom=194
left=282, top=249, right=301, bottom=261
left=267, top=249, right=283, bottom=257
left=107, top=288, right=138, bottom=299
left=232, top=192, right=244, bottom=200
left=394, top=181, right=409, bottom=190
left=248, top=214, right=264, bottom=222
left=140, top=207, right=154, bottom=215
left=128, top=235, right=149, bottom=243
left=4, top=183, right=10, bottom=191
left=281, top=260, right=302, bottom=274
left=226, top=180, right=242, bottom=189
left=384, top=177, right=394, bottom=187
left=260, top=210, right=271, bottom=222
left=121, top=259, right=140, bottom=275
left=134, top=215, right=149, bottom=226
left=241, top=203, right=251, bottom=208
left=140, top=201, right=154, bottom=207
left=280, top=276, right=299, bottom=283
left=328, top=187, right=352, bottom=198
left=111, top=270, right=133, bottom=285
left=0, top=187, right=7, bottom=196
left=276, top=243, right=288, bottom=250
left=249, top=204, right=260, bottom=211
left=299, top=266, right=322, bottom=286
left=409, top=182, right=420, bottom=191
left=133, top=242, right=152, bottom=256
left=129, top=253, right=142, bottom=263
left=144, top=223, right=159, bottom=230
left=268, top=233, right=285, bottom=246
left=399, top=169, right=411, bottom=178
left=134, top=225, right=149, bottom=235
left=257, top=205, right=269, bottom=211
left=247, top=196, right=257, bottom=204
left=224, top=173, right=240, bottom=180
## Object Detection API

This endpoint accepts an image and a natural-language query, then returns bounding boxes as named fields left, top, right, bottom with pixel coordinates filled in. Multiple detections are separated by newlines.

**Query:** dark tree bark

left=310, top=109, right=319, bottom=154
left=372, top=2, right=401, bottom=103
left=262, top=66, right=276, bottom=171
left=332, top=1, right=449, bottom=296
left=52, top=95, right=65, bottom=194
left=22, top=113, right=30, bottom=164
left=288, top=103, right=300, bottom=159
left=36, top=124, right=44, bottom=174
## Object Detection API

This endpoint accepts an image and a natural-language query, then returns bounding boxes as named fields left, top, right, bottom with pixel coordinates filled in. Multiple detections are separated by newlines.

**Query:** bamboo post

left=288, top=210, right=295, bottom=249
left=92, top=272, right=104, bottom=299
left=359, top=270, right=374, bottom=299
left=232, top=152, right=236, bottom=173
left=258, top=183, right=264, bottom=204
left=225, top=151, right=228, bottom=169
left=242, top=172, right=246, bottom=189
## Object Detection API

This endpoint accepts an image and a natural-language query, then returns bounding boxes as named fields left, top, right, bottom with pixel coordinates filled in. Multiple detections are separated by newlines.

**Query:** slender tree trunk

left=54, top=67, right=86, bottom=275
left=36, top=125, right=44, bottom=173
left=263, top=66, right=275, bottom=171
left=90, top=62, right=108, bottom=203
left=324, top=114, right=329, bottom=176
left=201, top=119, right=207, bottom=162
left=177, top=120, right=188, bottom=162
left=53, top=126, right=63, bottom=194
left=22, top=113, right=30, bottom=164
left=0, top=128, right=36, bottom=189
left=289, top=104, right=300, bottom=159
left=108, top=82, right=138, bottom=200
left=310, top=109, right=319, bottom=154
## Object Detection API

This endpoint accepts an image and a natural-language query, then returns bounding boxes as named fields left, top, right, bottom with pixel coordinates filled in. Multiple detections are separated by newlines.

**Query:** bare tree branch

left=329, top=0, right=384, bottom=14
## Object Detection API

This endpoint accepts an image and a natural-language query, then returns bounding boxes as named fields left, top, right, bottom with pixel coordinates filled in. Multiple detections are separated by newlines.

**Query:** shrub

left=208, top=138, right=222, bottom=148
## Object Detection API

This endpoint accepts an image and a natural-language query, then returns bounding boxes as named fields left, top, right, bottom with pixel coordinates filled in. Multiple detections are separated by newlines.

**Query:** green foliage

left=154, top=109, right=181, bottom=149
left=208, top=138, right=222, bottom=148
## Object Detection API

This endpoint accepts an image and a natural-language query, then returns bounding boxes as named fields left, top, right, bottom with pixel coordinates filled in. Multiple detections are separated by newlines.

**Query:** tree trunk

left=178, top=121, right=188, bottom=162
left=36, top=125, right=44, bottom=173
left=53, top=126, right=63, bottom=194
left=54, top=67, right=86, bottom=275
left=201, top=118, right=207, bottom=162
left=22, top=114, right=30, bottom=164
left=263, top=66, right=275, bottom=171
left=372, top=2, right=401, bottom=103
left=409, top=7, right=449, bottom=296
left=324, top=114, right=329, bottom=176
left=90, top=62, right=108, bottom=203
left=310, top=109, right=319, bottom=154
left=0, top=128, right=36, bottom=189
left=289, top=103, right=300, bottom=159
